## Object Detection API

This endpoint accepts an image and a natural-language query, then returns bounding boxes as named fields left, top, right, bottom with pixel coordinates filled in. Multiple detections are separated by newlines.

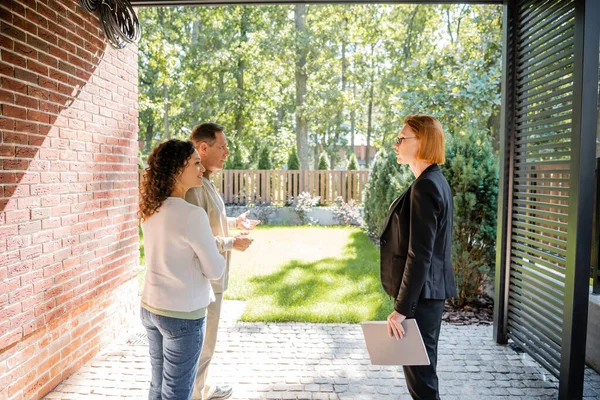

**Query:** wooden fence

left=211, top=170, right=369, bottom=205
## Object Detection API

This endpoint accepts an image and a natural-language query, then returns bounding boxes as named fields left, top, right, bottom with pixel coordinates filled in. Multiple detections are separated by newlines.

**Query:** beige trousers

left=191, top=292, right=223, bottom=400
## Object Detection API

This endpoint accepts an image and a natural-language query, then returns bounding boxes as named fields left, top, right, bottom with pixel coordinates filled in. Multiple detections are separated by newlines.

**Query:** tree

left=317, top=152, right=330, bottom=170
left=295, top=4, right=309, bottom=169
left=287, top=147, right=300, bottom=170
left=347, top=153, right=358, bottom=170
left=441, top=129, right=498, bottom=307
left=362, top=148, right=412, bottom=237
left=224, top=144, right=246, bottom=170
left=258, top=147, right=273, bottom=170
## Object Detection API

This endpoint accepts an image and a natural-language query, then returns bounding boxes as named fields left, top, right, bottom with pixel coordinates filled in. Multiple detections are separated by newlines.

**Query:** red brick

left=0, top=225, right=17, bottom=239
left=31, top=207, right=51, bottom=220
left=0, top=303, right=21, bottom=322
left=13, top=41, right=37, bottom=59
left=14, top=94, right=38, bottom=110
left=20, top=269, right=43, bottom=285
left=0, top=88, right=14, bottom=102
left=9, top=285, right=33, bottom=305
left=8, top=367, right=35, bottom=397
left=46, top=20, right=66, bottom=38
left=27, top=110, right=50, bottom=124
left=20, top=292, right=43, bottom=313
left=43, top=285, right=63, bottom=301
left=24, top=7, right=46, bottom=28
left=2, top=104, right=26, bottom=119
left=0, top=60, right=13, bottom=76
left=1, top=76, right=26, bottom=93
left=0, top=23, right=25, bottom=42
left=23, top=370, right=50, bottom=399
left=26, top=34, right=49, bottom=53
left=45, top=305, right=66, bottom=324
left=3, top=184, right=29, bottom=197
left=6, top=341, right=35, bottom=370
left=15, top=146, right=37, bottom=158
left=0, top=117, right=15, bottom=130
left=0, top=329, right=23, bottom=353
left=10, top=309, right=34, bottom=329
left=8, top=261, right=31, bottom=277
left=12, top=14, right=36, bottom=36
left=0, top=7, right=12, bottom=23
left=0, top=172, right=16, bottom=183
left=36, top=3, right=57, bottom=23
left=37, top=52, right=57, bottom=69
left=5, top=209, right=29, bottom=224
left=36, top=351, right=60, bottom=377
left=14, top=67, right=38, bottom=85
left=16, top=171, right=40, bottom=184
left=27, top=86, right=49, bottom=100
left=16, top=120, right=39, bottom=134
left=33, top=255, right=55, bottom=271
left=27, top=59, right=48, bottom=76
left=37, top=27, right=57, bottom=46
left=0, top=32, right=14, bottom=50
left=20, top=244, right=42, bottom=260
left=33, top=277, right=52, bottom=294
left=31, top=230, right=53, bottom=245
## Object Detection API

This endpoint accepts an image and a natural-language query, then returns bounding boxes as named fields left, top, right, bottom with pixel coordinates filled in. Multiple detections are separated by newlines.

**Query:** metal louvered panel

left=496, top=1, right=598, bottom=398
left=507, top=0, right=575, bottom=380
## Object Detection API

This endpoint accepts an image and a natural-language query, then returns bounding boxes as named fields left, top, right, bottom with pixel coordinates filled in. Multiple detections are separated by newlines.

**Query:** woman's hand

left=387, top=310, right=407, bottom=340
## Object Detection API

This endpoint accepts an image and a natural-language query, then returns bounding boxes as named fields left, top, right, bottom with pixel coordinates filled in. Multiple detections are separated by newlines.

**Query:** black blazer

left=380, top=164, right=457, bottom=318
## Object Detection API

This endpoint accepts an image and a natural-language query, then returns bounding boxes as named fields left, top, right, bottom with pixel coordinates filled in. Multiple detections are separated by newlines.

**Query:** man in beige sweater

left=186, top=122, right=259, bottom=400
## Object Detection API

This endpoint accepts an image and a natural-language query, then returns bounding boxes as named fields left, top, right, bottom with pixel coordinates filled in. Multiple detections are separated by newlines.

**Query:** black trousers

left=402, top=298, right=446, bottom=400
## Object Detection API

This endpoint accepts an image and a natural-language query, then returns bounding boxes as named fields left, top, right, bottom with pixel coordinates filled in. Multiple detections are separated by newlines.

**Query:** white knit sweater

left=141, top=197, right=225, bottom=313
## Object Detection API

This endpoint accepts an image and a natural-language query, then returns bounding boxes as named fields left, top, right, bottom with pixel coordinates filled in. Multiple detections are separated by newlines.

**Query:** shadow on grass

left=245, top=230, right=393, bottom=323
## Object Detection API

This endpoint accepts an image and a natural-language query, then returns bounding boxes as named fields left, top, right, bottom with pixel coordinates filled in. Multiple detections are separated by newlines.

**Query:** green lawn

left=137, top=225, right=393, bottom=322
left=138, top=226, right=146, bottom=296
left=225, top=225, right=393, bottom=323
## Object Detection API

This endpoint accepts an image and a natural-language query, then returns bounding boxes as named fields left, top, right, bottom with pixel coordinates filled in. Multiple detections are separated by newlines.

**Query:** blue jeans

left=140, top=307, right=206, bottom=400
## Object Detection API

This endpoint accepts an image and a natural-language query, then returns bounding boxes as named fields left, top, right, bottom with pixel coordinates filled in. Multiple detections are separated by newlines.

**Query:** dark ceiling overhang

left=130, top=0, right=504, bottom=7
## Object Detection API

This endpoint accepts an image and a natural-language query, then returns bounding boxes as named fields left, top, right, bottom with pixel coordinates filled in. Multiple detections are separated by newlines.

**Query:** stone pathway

left=45, top=300, right=600, bottom=399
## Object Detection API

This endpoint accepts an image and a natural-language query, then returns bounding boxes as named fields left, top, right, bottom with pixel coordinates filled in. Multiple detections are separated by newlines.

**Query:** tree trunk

left=192, top=20, right=200, bottom=123
left=163, top=82, right=170, bottom=139
left=365, top=44, right=375, bottom=169
left=351, top=81, right=356, bottom=149
left=274, top=106, right=284, bottom=138
left=295, top=4, right=309, bottom=170
left=404, top=6, right=420, bottom=59
left=235, top=8, right=249, bottom=139
left=334, top=39, right=347, bottom=167
left=144, top=121, right=154, bottom=154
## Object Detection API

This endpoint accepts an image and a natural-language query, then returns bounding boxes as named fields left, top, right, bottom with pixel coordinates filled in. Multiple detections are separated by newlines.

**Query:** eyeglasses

left=395, top=137, right=417, bottom=146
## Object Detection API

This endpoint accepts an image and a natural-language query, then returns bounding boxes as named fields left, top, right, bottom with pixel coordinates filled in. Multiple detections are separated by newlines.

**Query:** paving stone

left=44, top=300, right=600, bottom=400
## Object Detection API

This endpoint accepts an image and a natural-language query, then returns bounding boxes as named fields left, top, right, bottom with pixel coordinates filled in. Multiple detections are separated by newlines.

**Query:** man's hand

left=387, top=310, right=407, bottom=340
left=233, top=231, right=253, bottom=252
left=236, top=211, right=260, bottom=230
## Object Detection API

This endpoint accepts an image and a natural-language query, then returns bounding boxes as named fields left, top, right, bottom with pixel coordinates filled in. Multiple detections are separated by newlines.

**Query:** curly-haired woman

left=139, top=139, right=225, bottom=400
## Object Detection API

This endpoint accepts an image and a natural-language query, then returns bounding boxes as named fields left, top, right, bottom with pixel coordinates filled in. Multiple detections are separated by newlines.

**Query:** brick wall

left=0, top=1, right=139, bottom=398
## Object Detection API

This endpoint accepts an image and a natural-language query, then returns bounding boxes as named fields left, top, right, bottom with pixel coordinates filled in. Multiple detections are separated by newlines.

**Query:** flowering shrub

left=332, top=197, right=363, bottom=226
left=292, top=192, right=321, bottom=225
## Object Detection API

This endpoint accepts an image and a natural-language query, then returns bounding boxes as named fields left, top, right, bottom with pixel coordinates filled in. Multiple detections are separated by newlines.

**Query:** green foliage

left=225, top=144, right=246, bottom=170
left=287, top=147, right=300, bottom=170
left=138, top=5, right=503, bottom=167
left=318, top=152, right=330, bottom=170
left=258, top=147, right=273, bottom=170
left=441, top=129, right=499, bottom=307
left=362, top=148, right=412, bottom=237
left=347, top=153, right=358, bottom=170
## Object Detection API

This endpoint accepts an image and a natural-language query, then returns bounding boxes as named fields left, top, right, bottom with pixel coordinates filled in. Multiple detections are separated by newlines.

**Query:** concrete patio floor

left=44, top=300, right=600, bottom=399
